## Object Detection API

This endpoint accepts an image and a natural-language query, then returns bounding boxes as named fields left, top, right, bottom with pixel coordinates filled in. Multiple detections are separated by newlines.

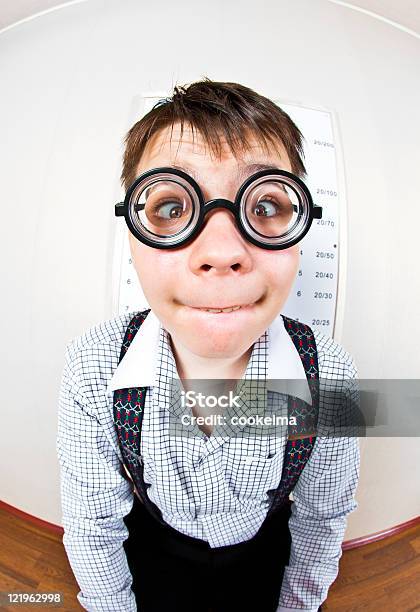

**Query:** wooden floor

left=0, top=507, right=419, bottom=611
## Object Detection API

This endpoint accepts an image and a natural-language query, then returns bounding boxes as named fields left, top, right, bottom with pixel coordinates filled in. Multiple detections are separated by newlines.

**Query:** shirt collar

left=106, top=309, right=312, bottom=405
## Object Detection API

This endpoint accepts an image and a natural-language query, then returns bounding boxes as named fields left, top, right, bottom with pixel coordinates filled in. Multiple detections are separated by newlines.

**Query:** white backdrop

left=0, top=0, right=419, bottom=535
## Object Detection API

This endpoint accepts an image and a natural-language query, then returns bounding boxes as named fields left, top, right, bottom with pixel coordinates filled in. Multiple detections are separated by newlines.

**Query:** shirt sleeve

left=277, top=358, right=361, bottom=611
left=56, top=344, right=137, bottom=612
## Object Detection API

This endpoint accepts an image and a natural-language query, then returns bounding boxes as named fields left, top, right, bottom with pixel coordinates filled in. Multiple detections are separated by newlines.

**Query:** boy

left=57, top=78, right=360, bottom=612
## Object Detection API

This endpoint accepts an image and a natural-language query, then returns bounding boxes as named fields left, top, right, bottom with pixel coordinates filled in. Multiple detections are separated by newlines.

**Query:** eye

left=253, top=198, right=282, bottom=217
left=152, top=200, right=185, bottom=219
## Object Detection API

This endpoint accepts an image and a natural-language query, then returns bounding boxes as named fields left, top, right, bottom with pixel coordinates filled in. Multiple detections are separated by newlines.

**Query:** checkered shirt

left=57, top=310, right=360, bottom=612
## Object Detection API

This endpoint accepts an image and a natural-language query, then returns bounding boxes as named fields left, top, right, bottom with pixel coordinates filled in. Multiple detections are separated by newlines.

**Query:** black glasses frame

left=115, top=166, right=322, bottom=250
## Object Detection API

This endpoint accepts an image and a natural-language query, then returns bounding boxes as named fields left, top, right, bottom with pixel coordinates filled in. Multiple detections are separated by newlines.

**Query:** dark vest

left=113, top=309, right=320, bottom=528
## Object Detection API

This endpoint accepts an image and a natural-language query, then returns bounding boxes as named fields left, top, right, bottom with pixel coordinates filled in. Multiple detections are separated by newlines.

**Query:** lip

left=186, top=302, right=258, bottom=314
left=190, top=302, right=255, bottom=310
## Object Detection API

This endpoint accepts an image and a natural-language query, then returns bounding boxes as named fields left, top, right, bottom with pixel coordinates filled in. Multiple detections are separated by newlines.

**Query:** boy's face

left=128, top=122, right=299, bottom=359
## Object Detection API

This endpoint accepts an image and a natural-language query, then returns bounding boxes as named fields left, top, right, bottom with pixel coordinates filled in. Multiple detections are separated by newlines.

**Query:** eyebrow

left=169, top=162, right=283, bottom=183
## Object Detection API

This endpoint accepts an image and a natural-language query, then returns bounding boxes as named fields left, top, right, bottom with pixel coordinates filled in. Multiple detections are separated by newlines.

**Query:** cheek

left=262, top=247, right=299, bottom=293
left=130, top=242, right=182, bottom=299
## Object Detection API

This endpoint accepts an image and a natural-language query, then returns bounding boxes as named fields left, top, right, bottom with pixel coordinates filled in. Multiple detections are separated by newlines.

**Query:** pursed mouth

left=188, top=303, right=257, bottom=314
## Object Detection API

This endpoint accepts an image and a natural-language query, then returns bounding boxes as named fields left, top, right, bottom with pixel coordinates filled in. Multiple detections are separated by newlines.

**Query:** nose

left=188, top=207, right=253, bottom=275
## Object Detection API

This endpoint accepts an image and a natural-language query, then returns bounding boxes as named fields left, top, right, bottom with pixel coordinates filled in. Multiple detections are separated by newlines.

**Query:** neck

left=168, top=335, right=253, bottom=391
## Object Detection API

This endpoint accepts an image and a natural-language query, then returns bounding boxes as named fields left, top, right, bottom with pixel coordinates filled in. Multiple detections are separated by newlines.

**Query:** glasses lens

left=132, top=177, right=195, bottom=238
left=243, top=179, right=300, bottom=238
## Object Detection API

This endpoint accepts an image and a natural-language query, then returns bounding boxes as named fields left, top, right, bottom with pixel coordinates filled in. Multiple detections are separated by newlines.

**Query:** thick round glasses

left=115, top=166, right=322, bottom=250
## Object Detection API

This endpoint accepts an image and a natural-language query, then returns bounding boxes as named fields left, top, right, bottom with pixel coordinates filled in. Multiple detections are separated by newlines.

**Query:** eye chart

left=112, top=95, right=344, bottom=338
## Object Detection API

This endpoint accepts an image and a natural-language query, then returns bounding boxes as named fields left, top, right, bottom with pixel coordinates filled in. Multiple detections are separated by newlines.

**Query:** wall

left=0, top=0, right=419, bottom=536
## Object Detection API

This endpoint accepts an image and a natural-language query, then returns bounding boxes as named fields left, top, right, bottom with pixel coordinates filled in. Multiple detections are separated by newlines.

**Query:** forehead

left=136, top=122, right=292, bottom=179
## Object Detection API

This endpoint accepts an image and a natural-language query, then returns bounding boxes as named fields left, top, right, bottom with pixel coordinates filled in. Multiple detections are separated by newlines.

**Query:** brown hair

left=120, top=77, right=307, bottom=190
